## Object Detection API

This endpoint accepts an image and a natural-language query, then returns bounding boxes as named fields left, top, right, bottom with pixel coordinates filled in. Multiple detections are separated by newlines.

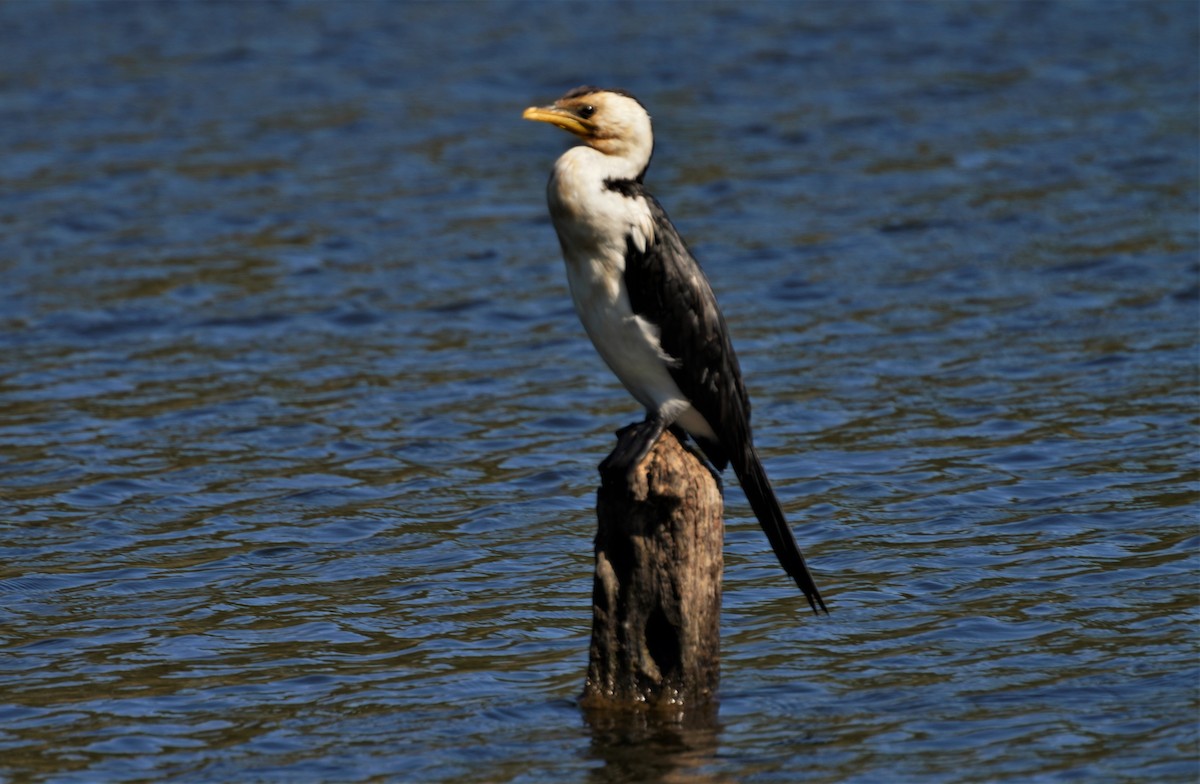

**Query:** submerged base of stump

left=581, top=428, right=723, bottom=709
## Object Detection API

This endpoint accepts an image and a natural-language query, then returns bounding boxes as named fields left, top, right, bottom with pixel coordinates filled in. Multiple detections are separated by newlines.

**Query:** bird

left=523, top=86, right=827, bottom=615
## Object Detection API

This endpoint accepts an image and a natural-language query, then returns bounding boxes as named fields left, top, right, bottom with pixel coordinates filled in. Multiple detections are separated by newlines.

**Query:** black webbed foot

left=600, top=416, right=667, bottom=483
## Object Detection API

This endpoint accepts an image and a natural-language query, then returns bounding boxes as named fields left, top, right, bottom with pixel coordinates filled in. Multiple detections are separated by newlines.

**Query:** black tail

left=732, top=445, right=827, bottom=615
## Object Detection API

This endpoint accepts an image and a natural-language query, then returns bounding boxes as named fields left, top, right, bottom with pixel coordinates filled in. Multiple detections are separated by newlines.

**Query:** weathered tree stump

left=581, top=428, right=723, bottom=708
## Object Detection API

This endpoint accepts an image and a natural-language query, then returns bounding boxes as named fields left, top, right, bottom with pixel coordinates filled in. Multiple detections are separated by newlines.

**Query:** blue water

left=1, top=1, right=1196, bottom=782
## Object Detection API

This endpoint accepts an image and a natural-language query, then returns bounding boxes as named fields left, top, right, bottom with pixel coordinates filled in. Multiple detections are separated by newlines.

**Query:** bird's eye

left=579, top=105, right=596, bottom=119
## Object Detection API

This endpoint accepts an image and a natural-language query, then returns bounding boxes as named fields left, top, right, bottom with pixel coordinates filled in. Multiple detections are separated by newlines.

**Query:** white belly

left=564, top=251, right=718, bottom=442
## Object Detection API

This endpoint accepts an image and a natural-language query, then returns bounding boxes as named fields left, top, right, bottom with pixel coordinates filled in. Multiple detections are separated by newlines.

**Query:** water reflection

left=584, top=703, right=725, bottom=784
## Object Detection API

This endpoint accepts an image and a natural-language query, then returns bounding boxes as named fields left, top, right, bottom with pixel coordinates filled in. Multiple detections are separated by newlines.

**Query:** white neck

left=547, top=145, right=656, bottom=255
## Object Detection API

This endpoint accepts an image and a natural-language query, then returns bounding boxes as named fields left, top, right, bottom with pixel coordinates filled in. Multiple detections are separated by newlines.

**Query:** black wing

left=621, top=187, right=828, bottom=614
left=621, top=191, right=750, bottom=471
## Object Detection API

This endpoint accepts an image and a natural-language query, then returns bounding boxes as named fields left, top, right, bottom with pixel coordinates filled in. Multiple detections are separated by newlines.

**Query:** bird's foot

left=600, top=416, right=667, bottom=484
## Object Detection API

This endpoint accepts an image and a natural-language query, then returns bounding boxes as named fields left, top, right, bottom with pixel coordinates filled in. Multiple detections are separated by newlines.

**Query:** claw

left=600, top=416, right=667, bottom=482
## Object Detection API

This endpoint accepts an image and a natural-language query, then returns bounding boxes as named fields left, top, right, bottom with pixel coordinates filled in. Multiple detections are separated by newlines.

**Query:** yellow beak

left=522, top=105, right=594, bottom=137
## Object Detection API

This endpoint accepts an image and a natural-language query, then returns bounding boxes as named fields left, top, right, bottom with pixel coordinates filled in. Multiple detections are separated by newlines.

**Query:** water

left=1, top=1, right=1196, bottom=781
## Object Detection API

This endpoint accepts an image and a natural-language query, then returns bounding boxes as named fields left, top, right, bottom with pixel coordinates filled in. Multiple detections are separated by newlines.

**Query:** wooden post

left=581, top=428, right=723, bottom=708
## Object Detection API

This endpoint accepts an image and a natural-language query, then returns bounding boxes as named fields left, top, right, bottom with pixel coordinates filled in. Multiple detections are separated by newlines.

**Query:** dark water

left=1, top=1, right=1197, bottom=781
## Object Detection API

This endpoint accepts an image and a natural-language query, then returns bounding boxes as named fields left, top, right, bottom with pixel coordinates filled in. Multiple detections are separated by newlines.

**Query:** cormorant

left=523, top=86, right=827, bottom=615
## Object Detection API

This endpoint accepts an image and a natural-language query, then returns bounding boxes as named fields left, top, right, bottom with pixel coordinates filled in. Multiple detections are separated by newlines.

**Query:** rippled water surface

left=1, top=1, right=1197, bottom=782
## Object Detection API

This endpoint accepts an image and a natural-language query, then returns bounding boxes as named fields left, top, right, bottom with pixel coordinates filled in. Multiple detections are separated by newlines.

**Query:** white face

left=568, top=91, right=653, bottom=160
left=524, top=89, right=654, bottom=169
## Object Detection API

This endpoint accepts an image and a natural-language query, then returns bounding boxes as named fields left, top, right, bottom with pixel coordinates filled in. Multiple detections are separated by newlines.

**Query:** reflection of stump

left=582, top=429, right=723, bottom=708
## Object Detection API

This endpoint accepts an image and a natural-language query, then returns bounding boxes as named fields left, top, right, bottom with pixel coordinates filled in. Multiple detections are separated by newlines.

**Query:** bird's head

left=523, top=86, right=653, bottom=179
